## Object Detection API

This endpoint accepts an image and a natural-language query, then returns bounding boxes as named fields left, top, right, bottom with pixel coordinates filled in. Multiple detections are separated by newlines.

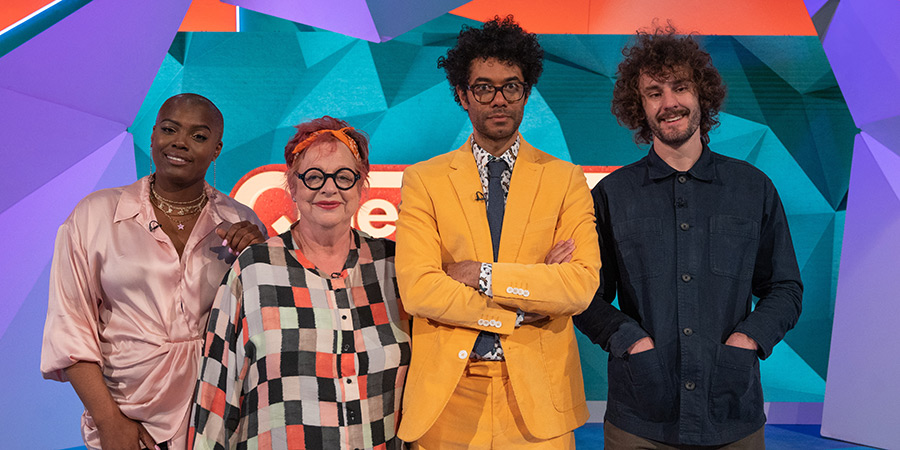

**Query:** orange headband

left=291, top=127, right=360, bottom=160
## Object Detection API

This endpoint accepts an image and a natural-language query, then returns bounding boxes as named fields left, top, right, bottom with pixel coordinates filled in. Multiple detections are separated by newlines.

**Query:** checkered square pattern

left=190, top=230, right=411, bottom=450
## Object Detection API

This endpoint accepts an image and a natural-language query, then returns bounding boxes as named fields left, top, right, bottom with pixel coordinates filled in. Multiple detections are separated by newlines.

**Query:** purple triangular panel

left=823, top=133, right=900, bottom=449
left=0, top=0, right=192, bottom=126
left=822, top=0, right=900, bottom=127
left=0, top=87, right=124, bottom=214
left=224, top=0, right=381, bottom=42
left=368, top=0, right=471, bottom=42
left=0, top=131, right=132, bottom=337
left=862, top=133, right=900, bottom=202
left=804, top=0, right=829, bottom=16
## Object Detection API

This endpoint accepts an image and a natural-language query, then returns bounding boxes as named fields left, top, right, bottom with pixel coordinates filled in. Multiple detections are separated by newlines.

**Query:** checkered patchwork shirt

left=190, top=229, right=411, bottom=450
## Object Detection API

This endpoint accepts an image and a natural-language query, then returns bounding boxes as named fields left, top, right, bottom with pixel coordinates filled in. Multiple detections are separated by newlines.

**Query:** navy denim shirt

left=574, top=145, right=802, bottom=445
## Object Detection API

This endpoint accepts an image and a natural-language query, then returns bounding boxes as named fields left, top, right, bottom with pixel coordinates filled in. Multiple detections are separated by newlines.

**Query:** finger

left=233, top=231, right=258, bottom=253
left=137, top=424, right=157, bottom=450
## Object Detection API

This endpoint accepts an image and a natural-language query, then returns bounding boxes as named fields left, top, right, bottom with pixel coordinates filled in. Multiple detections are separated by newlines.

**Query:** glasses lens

left=502, top=83, right=525, bottom=102
left=300, top=168, right=325, bottom=189
left=334, top=169, right=359, bottom=190
left=470, top=84, right=496, bottom=104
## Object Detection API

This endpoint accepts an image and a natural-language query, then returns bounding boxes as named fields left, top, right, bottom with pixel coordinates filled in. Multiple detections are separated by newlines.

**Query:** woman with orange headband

left=190, top=116, right=410, bottom=449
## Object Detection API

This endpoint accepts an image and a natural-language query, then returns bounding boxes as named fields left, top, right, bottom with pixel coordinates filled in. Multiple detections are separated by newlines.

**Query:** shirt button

left=685, top=381, right=696, bottom=390
left=342, top=344, right=350, bottom=352
left=683, top=328, right=693, bottom=336
left=346, top=378, right=352, bottom=384
left=342, top=315, right=348, bottom=320
left=681, top=273, right=692, bottom=282
left=678, top=175, right=687, bottom=183
left=458, top=350, right=468, bottom=359
left=680, top=222, right=690, bottom=231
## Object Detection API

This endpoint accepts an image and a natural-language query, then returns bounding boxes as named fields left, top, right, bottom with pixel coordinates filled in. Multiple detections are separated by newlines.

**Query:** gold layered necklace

left=150, top=177, right=208, bottom=231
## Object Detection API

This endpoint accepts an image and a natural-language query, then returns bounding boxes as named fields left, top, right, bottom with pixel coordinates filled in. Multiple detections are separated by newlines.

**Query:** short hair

left=158, top=93, right=224, bottom=139
left=283, top=116, right=370, bottom=187
left=611, top=25, right=726, bottom=145
left=438, top=15, right=544, bottom=106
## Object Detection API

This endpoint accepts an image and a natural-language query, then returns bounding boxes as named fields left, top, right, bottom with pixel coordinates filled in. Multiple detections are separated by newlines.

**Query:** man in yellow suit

left=395, top=16, right=601, bottom=449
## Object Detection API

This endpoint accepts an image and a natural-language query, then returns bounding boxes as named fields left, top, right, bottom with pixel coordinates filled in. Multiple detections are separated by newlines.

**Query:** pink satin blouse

left=41, top=176, right=264, bottom=450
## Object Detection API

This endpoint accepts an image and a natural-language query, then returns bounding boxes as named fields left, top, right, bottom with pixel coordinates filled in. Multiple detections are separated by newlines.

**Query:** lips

left=163, top=152, right=192, bottom=166
left=314, top=201, right=342, bottom=210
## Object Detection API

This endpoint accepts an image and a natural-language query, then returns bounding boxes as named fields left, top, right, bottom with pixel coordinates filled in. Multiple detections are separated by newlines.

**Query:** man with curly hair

left=395, top=16, right=601, bottom=448
left=574, top=29, right=803, bottom=448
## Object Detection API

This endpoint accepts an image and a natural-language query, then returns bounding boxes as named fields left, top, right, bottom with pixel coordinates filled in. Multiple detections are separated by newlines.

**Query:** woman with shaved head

left=41, top=94, right=266, bottom=450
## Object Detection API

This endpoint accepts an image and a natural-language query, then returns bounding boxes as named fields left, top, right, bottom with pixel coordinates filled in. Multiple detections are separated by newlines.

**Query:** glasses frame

left=296, top=167, right=361, bottom=191
left=466, top=82, right=527, bottom=104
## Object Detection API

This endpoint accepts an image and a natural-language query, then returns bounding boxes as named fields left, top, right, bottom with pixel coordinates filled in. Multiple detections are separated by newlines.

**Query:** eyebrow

left=471, top=76, right=522, bottom=84
left=159, top=119, right=212, bottom=132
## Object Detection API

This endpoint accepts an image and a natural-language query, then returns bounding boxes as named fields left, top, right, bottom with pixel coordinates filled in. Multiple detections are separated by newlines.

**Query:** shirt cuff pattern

left=479, top=263, right=492, bottom=297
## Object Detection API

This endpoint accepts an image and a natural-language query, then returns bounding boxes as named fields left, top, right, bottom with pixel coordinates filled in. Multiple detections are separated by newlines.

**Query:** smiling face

left=288, top=140, right=361, bottom=233
left=457, top=57, right=528, bottom=156
left=150, top=96, right=223, bottom=191
left=638, top=68, right=701, bottom=150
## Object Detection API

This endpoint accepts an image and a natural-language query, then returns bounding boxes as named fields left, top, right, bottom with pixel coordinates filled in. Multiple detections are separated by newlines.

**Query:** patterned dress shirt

left=190, top=228, right=411, bottom=450
left=471, top=136, right=521, bottom=360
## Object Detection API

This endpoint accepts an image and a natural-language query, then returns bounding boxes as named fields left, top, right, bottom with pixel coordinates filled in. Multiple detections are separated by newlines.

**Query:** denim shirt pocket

left=709, top=344, right=763, bottom=424
left=709, top=215, right=759, bottom=280
left=613, top=217, right=662, bottom=281
left=609, top=348, right=676, bottom=422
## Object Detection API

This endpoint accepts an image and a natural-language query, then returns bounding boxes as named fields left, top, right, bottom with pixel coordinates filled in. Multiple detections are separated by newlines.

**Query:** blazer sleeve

left=395, top=165, right=518, bottom=335
left=490, top=164, right=601, bottom=317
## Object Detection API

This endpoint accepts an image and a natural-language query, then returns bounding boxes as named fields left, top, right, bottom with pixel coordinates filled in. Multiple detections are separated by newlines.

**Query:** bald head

left=156, top=93, right=224, bottom=141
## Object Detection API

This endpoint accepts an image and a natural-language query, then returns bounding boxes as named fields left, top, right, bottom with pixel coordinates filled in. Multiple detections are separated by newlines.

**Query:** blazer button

left=495, top=321, right=502, bottom=328
left=458, top=350, right=468, bottom=359
left=478, top=319, right=486, bottom=326
left=489, top=319, right=497, bottom=327
left=523, top=289, right=530, bottom=297
left=506, top=286, right=514, bottom=294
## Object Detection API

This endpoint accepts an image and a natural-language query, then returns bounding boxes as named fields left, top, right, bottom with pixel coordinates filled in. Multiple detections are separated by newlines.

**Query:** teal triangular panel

left=281, top=41, right=387, bottom=127
left=297, top=31, right=357, bottom=67
left=519, top=88, right=570, bottom=162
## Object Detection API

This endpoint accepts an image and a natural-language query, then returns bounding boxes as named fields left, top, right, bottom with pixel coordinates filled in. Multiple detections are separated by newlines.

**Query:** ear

left=456, top=86, right=469, bottom=111
left=214, top=141, right=222, bottom=160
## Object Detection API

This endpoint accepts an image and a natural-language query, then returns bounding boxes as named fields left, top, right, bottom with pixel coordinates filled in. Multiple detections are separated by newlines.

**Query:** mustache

left=657, top=108, right=690, bottom=121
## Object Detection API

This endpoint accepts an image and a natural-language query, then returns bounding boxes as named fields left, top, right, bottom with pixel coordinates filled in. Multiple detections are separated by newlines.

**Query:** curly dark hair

left=611, top=25, right=726, bottom=145
left=438, top=15, right=544, bottom=106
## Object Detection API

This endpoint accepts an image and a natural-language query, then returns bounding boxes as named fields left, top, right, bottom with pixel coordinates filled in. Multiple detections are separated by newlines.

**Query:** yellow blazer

left=395, top=137, right=601, bottom=441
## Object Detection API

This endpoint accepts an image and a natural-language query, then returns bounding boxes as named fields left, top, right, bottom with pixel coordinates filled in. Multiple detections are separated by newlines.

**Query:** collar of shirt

left=472, top=134, right=519, bottom=195
left=647, top=143, right=716, bottom=183
left=113, top=176, right=244, bottom=227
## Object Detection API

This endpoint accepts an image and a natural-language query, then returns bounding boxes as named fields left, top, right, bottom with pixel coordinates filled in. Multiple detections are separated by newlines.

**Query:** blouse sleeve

left=40, top=220, right=103, bottom=381
left=190, top=268, right=248, bottom=450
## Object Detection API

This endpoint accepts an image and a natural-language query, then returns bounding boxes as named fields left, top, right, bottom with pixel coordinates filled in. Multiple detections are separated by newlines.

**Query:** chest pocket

left=612, top=217, right=662, bottom=281
left=709, top=215, right=759, bottom=280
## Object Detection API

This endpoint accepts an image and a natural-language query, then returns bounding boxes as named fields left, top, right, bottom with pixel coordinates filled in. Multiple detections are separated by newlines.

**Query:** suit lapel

left=502, top=139, right=543, bottom=262
left=449, top=142, right=494, bottom=263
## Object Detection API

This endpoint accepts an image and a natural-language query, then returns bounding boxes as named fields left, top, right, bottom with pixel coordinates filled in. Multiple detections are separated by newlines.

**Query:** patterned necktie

left=471, top=159, right=508, bottom=359
left=486, top=159, right=507, bottom=261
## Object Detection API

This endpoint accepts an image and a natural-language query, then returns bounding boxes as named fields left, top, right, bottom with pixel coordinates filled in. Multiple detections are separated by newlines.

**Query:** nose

left=171, top=131, right=189, bottom=148
left=661, top=88, right=680, bottom=109
left=490, top=88, right=509, bottom=107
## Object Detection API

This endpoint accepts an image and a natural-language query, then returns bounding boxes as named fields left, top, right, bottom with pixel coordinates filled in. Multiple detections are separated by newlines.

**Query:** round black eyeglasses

left=467, top=82, right=527, bottom=104
left=296, top=168, right=360, bottom=190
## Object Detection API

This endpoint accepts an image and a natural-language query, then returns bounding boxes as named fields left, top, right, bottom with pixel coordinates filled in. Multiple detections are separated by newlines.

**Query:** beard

left=648, top=107, right=700, bottom=148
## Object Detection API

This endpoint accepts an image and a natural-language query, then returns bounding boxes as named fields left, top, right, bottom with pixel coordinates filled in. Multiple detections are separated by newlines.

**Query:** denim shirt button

left=683, top=327, right=693, bottom=336
left=678, top=174, right=688, bottom=183
left=680, top=222, right=690, bottom=231
left=681, top=273, right=692, bottom=282
left=685, top=381, right=696, bottom=390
